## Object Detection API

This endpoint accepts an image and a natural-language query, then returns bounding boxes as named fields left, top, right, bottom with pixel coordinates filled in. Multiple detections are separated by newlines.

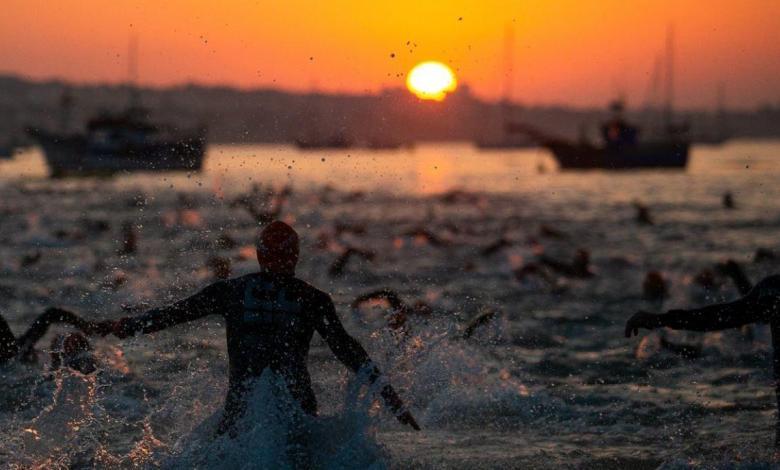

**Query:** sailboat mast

left=502, top=24, right=514, bottom=105
left=500, top=24, right=515, bottom=137
left=128, top=34, right=141, bottom=109
left=664, top=24, right=674, bottom=129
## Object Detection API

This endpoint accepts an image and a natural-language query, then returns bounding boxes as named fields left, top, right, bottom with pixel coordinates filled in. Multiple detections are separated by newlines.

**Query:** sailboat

left=510, top=26, right=690, bottom=169
left=28, top=37, right=206, bottom=177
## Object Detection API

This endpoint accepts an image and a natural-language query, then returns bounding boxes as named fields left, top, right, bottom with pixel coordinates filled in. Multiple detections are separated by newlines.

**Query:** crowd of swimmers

left=3, top=183, right=780, bottom=452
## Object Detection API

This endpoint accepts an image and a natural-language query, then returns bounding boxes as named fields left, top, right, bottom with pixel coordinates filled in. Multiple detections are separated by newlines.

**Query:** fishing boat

left=28, top=107, right=206, bottom=178
left=27, top=37, right=206, bottom=178
left=510, top=25, right=689, bottom=170
left=510, top=101, right=689, bottom=170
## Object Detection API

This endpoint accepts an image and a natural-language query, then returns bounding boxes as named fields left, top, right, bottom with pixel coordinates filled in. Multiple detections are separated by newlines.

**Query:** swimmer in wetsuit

left=0, top=307, right=98, bottom=374
left=100, top=221, right=420, bottom=435
left=625, top=274, right=780, bottom=445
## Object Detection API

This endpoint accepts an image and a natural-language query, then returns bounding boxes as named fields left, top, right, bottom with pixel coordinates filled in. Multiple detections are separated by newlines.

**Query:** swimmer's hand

left=96, top=319, right=135, bottom=339
left=397, top=410, right=421, bottom=431
left=625, top=311, right=662, bottom=337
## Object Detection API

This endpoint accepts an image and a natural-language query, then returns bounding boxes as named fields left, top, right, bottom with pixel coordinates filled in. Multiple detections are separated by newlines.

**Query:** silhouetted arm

left=315, top=295, right=419, bottom=430
left=657, top=298, right=767, bottom=332
left=626, top=279, right=778, bottom=337
left=113, top=282, right=232, bottom=337
left=16, top=308, right=96, bottom=356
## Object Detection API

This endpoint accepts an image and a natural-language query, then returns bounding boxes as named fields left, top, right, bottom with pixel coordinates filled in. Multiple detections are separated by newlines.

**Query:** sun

left=406, top=61, right=457, bottom=101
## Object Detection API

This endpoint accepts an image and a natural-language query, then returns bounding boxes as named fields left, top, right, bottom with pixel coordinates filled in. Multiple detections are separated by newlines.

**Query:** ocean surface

left=1, top=141, right=779, bottom=468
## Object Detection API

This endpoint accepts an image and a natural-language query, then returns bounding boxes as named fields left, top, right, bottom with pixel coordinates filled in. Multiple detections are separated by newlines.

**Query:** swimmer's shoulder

left=287, top=277, right=333, bottom=309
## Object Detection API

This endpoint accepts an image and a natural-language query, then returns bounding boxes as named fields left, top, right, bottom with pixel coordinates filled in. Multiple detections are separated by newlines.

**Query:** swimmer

left=328, top=246, right=375, bottom=277
left=99, top=221, right=420, bottom=435
left=0, top=307, right=99, bottom=374
left=625, top=274, right=780, bottom=445
left=351, top=289, right=432, bottom=332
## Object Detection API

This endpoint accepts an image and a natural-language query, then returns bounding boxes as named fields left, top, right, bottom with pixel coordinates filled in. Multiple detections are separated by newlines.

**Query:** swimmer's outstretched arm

left=316, top=296, right=420, bottom=431
left=16, top=308, right=98, bottom=356
left=625, top=288, right=772, bottom=337
left=106, top=282, right=232, bottom=338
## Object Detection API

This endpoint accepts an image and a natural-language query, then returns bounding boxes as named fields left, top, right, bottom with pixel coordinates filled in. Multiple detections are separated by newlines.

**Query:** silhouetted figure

left=480, top=237, right=512, bottom=257
left=513, top=263, right=557, bottom=286
left=403, top=228, right=450, bottom=248
left=351, top=289, right=431, bottom=332
left=633, top=201, right=654, bottom=225
left=328, top=247, right=376, bottom=277
left=722, top=191, right=735, bottom=209
left=20, top=251, right=42, bottom=268
left=625, top=275, right=780, bottom=445
left=0, top=307, right=99, bottom=374
left=119, top=222, right=137, bottom=255
left=334, top=222, right=367, bottom=238
left=99, top=221, right=419, bottom=436
left=539, top=224, right=567, bottom=239
left=538, top=249, right=594, bottom=278
left=462, top=310, right=499, bottom=340
left=643, top=271, right=668, bottom=300
left=232, top=184, right=290, bottom=226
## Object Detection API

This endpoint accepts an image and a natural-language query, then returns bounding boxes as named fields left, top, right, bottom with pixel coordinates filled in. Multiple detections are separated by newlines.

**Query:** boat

left=544, top=137, right=689, bottom=170
left=294, top=132, right=353, bottom=150
left=27, top=37, right=207, bottom=178
left=28, top=106, right=206, bottom=178
left=510, top=101, right=689, bottom=170
left=510, top=25, right=689, bottom=170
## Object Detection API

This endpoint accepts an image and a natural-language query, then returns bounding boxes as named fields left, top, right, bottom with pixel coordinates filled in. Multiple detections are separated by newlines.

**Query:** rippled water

left=0, top=141, right=779, bottom=468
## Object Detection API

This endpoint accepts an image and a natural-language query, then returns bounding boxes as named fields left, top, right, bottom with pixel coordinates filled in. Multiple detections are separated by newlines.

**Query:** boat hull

left=547, top=141, right=689, bottom=170
left=31, top=130, right=206, bottom=178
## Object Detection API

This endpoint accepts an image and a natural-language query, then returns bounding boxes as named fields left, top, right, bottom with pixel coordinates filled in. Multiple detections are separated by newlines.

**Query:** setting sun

left=406, top=61, right=457, bottom=101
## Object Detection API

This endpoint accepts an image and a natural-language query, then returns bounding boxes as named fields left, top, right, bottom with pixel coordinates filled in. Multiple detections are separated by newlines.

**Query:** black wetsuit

left=0, top=308, right=93, bottom=364
left=649, top=275, right=780, bottom=442
left=119, top=271, right=406, bottom=433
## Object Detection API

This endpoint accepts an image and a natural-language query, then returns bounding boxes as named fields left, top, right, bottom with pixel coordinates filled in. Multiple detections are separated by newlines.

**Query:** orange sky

left=1, top=0, right=778, bottom=109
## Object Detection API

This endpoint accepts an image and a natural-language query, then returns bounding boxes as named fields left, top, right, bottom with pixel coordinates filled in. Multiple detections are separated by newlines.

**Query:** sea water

left=0, top=141, right=779, bottom=467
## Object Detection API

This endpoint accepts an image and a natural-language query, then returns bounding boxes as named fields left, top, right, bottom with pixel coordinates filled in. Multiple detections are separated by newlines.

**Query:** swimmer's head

left=256, top=221, right=299, bottom=275
left=50, top=333, right=97, bottom=375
